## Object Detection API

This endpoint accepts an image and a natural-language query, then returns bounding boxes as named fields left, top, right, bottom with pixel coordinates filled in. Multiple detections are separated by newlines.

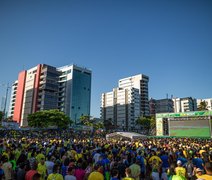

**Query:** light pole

left=0, top=83, right=11, bottom=121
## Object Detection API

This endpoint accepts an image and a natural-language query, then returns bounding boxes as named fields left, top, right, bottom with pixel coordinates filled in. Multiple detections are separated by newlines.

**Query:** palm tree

left=198, top=101, right=208, bottom=111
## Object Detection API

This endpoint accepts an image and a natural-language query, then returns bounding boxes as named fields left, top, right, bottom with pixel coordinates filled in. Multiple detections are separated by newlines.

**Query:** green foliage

left=136, top=115, right=156, bottom=135
left=28, top=109, right=72, bottom=128
left=198, top=101, right=208, bottom=111
left=104, top=119, right=113, bottom=130
left=80, top=115, right=91, bottom=126
left=80, top=115, right=104, bottom=130
left=137, top=116, right=150, bottom=127
left=150, top=115, right=156, bottom=129
left=93, top=122, right=104, bottom=129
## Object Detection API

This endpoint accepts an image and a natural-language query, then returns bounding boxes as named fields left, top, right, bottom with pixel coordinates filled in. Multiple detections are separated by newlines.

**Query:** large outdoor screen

left=169, top=119, right=211, bottom=137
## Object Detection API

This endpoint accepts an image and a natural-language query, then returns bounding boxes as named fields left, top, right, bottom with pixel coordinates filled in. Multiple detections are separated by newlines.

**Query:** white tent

left=106, top=132, right=147, bottom=140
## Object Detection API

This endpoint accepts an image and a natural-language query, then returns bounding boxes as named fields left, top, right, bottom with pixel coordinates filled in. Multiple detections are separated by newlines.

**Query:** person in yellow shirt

left=122, top=168, right=135, bottom=180
left=36, top=151, right=45, bottom=164
left=37, top=157, right=47, bottom=180
left=88, top=164, right=104, bottom=180
left=195, top=168, right=203, bottom=179
left=47, top=164, right=63, bottom=180
left=148, top=151, right=162, bottom=166
left=175, top=160, right=186, bottom=178
left=200, top=162, right=212, bottom=180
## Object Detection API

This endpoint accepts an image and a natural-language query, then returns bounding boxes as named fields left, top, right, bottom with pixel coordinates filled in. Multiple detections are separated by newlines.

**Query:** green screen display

left=169, top=119, right=211, bottom=137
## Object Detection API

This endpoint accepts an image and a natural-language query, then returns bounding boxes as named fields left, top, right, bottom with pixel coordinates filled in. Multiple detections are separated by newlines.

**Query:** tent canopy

left=106, top=131, right=147, bottom=140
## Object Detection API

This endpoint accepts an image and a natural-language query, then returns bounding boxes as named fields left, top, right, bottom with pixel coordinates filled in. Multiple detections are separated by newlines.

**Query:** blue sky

left=0, top=0, right=211, bottom=117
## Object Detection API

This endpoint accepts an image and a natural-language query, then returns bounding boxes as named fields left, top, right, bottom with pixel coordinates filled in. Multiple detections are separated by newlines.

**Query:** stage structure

left=156, top=111, right=212, bottom=138
left=106, top=132, right=147, bottom=141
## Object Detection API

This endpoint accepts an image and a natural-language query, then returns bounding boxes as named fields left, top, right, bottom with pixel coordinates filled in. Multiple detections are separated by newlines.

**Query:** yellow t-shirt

left=75, top=153, right=82, bottom=161
left=47, top=173, right=63, bottom=180
left=37, top=163, right=47, bottom=180
left=2, top=152, right=9, bottom=160
left=175, top=167, right=186, bottom=177
left=122, top=177, right=135, bottom=180
left=148, top=156, right=162, bottom=165
left=199, top=174, right=212, bottom=180
left=88, top=171, right=104, bottom=180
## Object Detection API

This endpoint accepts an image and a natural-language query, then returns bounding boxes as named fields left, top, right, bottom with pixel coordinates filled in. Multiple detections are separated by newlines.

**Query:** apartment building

left=149, top=98, right=174, bottom=115
left=9, top=64, right=91, bottom=126
left=101, top=74, right=149, bottom=131
left=173, top=97, right=197, bottom=113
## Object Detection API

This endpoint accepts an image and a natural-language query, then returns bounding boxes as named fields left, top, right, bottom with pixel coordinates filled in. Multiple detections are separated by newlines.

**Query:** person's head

left=40, top=157, right=45, bottom=164
left=111, top=168, right=119, bottom=178
left=204, top=162, right=212, bottom=175
left=64, top=157, right=70, bottom=166
left=53, top=164, right=60, bottom=173
left=1, top=155, right=8, bottom=163
left=169, top=163, right=176, bottom=175
left=177, top=160, right=182, bottom=167
left=32, top=173, right=41, bottom=180
left=125, top=168, right=132, bottom=177
left=196, top=168, right=203, bottom=176
left=67, top=166, right=75, bottom=175
left=31, top=162, right=38, bottom=170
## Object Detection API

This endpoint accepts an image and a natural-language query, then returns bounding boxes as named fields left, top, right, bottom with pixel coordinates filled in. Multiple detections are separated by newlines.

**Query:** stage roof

left=106, top=132, right=147, bottom=140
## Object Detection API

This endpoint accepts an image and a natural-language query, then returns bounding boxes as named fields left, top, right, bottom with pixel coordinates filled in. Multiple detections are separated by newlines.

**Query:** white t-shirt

left=93, top=153, right=101, bottom=163
left=45, top=161, right=54, bottom=175
left=2, top=162, right=12, bottom=180
left=65, top=175, right=77, bottom=180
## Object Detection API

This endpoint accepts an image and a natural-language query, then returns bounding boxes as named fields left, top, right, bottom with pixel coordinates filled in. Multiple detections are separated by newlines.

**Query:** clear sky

left=0, top=0, right=211, bottom=118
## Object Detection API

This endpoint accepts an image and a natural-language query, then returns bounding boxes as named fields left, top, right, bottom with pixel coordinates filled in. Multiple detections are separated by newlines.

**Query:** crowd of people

left=0, top=129, right=211, bottom=180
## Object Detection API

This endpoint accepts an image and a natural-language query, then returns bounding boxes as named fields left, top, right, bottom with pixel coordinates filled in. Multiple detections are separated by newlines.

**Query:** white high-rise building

left=101, top=74, right=149, bottom=131
left=197, top=98, right=212, bottom=111
left=8, top=81, right=18, bottom=118
left=119, top=74, right=149, bottom=116
left=172, top=97, right=197, bottom=113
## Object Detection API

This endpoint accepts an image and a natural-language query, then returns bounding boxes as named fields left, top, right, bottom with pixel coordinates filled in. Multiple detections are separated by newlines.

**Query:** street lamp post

left=1, top=83, right=11, bottom=121
left=4, top=84, right=10, bottom=120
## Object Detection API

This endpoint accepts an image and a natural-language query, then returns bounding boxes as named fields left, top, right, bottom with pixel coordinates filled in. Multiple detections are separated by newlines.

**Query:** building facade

left=101, top=74, right=149, bottom=131
left=172, top=97, right=197, bottom=113
left=8, top=81, right=18, bottom=118
left=118, top=74, right=149, bottom=116
left=57, top=65, right=91, bottom=124
left=149, top=98, right=174, bottom=115
left=10, top=64, right=91, bottom=126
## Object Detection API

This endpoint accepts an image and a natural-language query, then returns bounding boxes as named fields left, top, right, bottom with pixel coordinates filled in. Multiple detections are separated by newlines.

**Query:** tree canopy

left=28, top=109, right=72, bottom=129
left=80, top=115, right=104, bottom=130
left=198, top=101, right=208, bottom=111
left=136, top=115, right=156, bottom=135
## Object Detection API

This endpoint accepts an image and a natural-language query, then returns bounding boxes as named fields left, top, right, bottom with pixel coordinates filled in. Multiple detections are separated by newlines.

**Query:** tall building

left=118, top=74, right=149, bottom=116
left=10, top=64, right=91, bottom=126
left=197, top=98, right=212, bottom=111
left=57, top=65, right=91, bottom=124
left=101, top=74, right=149, bottom=131
left=149, top=98, right=174, bottom=115
left=149, top=98, right=156, bottom=115
left=172, top=97, right=197, bottom=113
left=8, top=81, right=18, bottom=118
